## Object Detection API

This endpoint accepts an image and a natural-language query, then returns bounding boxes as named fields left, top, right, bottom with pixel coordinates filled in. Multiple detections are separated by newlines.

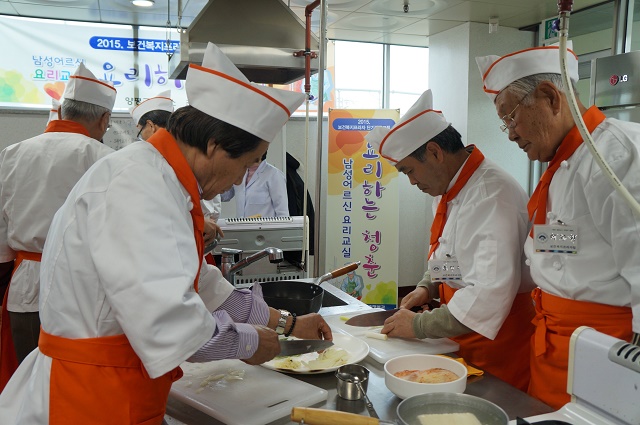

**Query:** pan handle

left=315, top=261, right=360, bottom=285
left=291, top=407, right=380, bottom=425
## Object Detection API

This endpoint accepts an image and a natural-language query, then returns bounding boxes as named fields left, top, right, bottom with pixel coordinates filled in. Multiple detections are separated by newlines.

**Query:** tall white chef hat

left=129, top=90, right=174, bottom=124
left=475, top=41, right=579, bottom=102
left=186, top=42, right=306, bottom=142
left=366, top=90, right=449, bottom=165
left=62, top=62, right=117, bottom=111
left=47, top=97, right=60, bottom=124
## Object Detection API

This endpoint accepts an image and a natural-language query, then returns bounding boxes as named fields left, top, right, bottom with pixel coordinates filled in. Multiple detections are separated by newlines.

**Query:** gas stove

left=510, top=327, right=640, bottom=425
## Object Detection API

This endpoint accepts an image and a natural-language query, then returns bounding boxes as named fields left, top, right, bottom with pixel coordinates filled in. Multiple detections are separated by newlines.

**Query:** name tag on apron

left=533, top=224, right=578, bottom=254
left=428, top=259, right=462, bottom=282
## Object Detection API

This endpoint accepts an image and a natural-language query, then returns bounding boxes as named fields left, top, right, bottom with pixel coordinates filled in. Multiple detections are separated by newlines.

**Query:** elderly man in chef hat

left=0, top=62, right=115, bottom=392
left=130, top=90, right=174, bottom=141
left=367, top=89, right=535, bottom=391
left=476, top=42, right=640, bottom=409
left=0, top=43, right=331, bottom=424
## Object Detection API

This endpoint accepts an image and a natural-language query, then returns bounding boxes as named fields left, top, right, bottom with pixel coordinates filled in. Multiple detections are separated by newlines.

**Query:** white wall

left=0, top=110, right=46, bottom=150
left=430, top=22, right=535, bottom=192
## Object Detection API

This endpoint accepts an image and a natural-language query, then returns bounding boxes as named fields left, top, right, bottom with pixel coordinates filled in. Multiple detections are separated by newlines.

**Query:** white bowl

left=384, top=354, right=467, bottom=399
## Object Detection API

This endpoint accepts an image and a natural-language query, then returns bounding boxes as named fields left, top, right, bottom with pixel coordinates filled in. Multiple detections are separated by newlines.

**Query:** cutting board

left=324, top=311, right=459, bottom=364
left=170, top=359, right=328, bottom=425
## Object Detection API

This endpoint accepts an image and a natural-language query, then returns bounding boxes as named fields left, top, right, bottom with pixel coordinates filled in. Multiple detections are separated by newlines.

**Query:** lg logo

left=609, top=74, right=628, bottom=85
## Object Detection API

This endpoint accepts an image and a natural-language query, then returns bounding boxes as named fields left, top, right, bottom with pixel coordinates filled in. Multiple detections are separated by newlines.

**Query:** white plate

left=262, top=333, right=369, bottom=374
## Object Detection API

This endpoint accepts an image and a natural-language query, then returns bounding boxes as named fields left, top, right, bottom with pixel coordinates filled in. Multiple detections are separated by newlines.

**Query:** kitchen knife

left=278, top=339, right=334, bottom=356
left=345, top=306, right=426, bottom=327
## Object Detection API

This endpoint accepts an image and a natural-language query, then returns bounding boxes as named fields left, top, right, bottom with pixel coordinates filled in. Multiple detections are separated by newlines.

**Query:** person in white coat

left=367, top=90, right=535, bottom=391
left=0, top=63, right=116, bottom=391
left=221, top=151, right=289, bottom=217
left=0, top=42, right=330, bottom=425
left=476, top=42, right=640, bottom=408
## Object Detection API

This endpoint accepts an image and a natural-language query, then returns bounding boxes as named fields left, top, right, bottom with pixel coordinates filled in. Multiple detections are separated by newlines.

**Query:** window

left=389, top=45, right=429, bottom=115
left=333, top=40, right=429, bottom=113
left=334, top=41, right=384, bottom=109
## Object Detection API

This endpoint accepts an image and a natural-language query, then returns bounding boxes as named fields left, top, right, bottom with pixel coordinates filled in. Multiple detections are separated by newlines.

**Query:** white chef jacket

left=221, top=160, right=289, bottom=217
left=0, top=141, right=252, bottom=422
left=524, top=117, right=640, bottom=334
left=0, top=129, right=114, bottom=312
left=432, top=157, right=535, bottom=339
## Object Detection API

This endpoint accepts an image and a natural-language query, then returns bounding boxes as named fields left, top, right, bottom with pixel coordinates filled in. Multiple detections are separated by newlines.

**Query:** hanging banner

left=0, top=15, right=188, bottom=113
left=325, top=109, right=400, bottom=310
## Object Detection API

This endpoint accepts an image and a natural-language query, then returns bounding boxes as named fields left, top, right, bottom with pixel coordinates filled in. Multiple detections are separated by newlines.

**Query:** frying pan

left=259, top=262, right=360, bottom=316
left=396, top=392, right=508, bottom=425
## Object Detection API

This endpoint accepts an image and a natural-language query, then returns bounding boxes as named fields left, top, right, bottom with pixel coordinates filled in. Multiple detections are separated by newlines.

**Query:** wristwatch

left=275, top=310, right=291, bottom=335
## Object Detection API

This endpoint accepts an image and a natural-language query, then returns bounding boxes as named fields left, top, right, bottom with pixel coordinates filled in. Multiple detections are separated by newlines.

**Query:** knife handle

left=291, top=407, right=379, bottom=425
left=329, top=261, right=360, bottom=279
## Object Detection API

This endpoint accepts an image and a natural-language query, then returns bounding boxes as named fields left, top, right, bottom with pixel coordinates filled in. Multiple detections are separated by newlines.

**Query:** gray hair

left=61, top=99, right=110, bottom=122
left=503, top=73, right=578, bottom=105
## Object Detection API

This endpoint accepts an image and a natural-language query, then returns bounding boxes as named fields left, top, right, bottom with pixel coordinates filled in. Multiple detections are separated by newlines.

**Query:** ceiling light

left=131, top=0, right=155, bottom=7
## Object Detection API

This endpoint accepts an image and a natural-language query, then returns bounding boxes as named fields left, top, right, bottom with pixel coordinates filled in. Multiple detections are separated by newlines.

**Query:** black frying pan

left=259, top=262, right=360, bottom=316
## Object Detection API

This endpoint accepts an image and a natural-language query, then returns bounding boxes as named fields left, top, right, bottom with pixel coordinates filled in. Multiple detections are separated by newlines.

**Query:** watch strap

left=275, top=309, right=291, bottom=335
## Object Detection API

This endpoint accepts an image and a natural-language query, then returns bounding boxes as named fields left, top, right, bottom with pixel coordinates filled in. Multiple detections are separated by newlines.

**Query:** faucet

left=220, top=247, right=284, bottom=285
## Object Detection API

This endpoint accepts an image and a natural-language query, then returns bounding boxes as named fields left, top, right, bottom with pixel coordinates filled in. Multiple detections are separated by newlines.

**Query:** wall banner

left=325, top=109, right=400, bottom=310
left=0, top=15, right=189, bottom=113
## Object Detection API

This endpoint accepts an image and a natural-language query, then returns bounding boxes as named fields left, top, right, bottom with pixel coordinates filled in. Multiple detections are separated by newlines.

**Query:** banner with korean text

left=325, top=109, right=400, bottom=310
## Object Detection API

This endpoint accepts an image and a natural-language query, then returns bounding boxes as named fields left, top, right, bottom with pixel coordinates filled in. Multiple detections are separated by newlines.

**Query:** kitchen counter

left=165, top=281, right=554, bottom=424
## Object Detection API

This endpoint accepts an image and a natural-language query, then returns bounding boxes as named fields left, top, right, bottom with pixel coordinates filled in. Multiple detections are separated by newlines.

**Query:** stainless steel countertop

left=165, top=281, right=554, bottom=424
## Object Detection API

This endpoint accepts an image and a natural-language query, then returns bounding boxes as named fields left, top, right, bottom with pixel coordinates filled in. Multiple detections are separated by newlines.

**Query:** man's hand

left=381, top=309, right=418, bottom=338
left=243, top=325, right=280, bottom=365
left=291, top=313, right=333, bottom=341
left=203, top=217, right=224, bottom=246
left=400, top=286, right=429, bottom=310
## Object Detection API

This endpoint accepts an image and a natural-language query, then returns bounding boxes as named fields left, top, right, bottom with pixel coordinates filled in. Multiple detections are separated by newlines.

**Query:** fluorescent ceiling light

left=131, top=0, right=155, bottom=7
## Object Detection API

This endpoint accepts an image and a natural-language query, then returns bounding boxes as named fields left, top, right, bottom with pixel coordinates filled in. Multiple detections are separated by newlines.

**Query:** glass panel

left=389, top=45, right=429, bottom=115
left=334, top=41, right=383, bottom=109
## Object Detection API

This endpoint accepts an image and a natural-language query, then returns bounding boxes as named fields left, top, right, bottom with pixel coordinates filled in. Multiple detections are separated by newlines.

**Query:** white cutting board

left=170, top=359, right=327, bottom=425
left=324, top=311, right=459, bottom=364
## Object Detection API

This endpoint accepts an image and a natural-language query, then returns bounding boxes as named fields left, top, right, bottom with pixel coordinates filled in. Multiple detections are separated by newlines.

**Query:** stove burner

left=516, top=417, right=573, bottom=425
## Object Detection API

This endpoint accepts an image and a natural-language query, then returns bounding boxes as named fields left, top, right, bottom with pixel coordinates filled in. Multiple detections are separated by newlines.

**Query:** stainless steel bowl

left=335, top=364, right=369, bottom=401
left=397, top=392, right=509, bottom=425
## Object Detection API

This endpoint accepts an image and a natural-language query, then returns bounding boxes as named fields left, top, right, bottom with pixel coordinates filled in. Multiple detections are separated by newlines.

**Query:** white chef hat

left=62, top=62, right=117, bottom=111
left=475, top=41, right=579, bottom=102
left=129, top=90, right=174, bottom=124
left=186, top=42, right=305, bottom=142
left=366, top=90, right=449, bottom=165
left=47, top=98, right=60, bottom=124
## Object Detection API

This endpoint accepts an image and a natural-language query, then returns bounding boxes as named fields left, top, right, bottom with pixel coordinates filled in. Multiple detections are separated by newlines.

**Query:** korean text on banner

left=325, top=109, right=400, bottom=310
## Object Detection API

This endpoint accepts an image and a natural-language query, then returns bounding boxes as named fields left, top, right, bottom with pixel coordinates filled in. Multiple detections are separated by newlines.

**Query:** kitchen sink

left=321, top=290, right=348, bottom=307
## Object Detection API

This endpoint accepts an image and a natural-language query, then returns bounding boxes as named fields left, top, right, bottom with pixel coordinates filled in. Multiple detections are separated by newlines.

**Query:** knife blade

left=345, top=306, right=425, bottom=327
left=278, top=339, right=334, bottom=356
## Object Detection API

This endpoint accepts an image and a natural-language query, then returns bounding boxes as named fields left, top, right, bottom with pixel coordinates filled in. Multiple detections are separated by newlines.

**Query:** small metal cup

left=335, top=364, right=369, bottom=400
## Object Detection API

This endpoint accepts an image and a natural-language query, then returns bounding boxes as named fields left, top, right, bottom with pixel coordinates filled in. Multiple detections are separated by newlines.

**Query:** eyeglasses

left=499, top=91, right=533, bottom=133
left=106, top=122, right=112, bottom=132
left=136, top=124, right=145, bottom=140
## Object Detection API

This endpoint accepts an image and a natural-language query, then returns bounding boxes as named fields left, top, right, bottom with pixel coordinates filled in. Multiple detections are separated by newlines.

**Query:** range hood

left=169, top=0, right=319, bottom=85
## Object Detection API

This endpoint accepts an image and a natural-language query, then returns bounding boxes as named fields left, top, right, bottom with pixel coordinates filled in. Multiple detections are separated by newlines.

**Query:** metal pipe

left=313, top=0, right=328, bottom=276
left=304, top=1, right=320, bottom=95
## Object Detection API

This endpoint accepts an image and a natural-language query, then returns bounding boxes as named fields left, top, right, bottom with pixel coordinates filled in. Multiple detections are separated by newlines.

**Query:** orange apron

left=39, top=329, right=183, bottom=424
left=0, top=251, right=42, bottom=393
left=529, top=287, right=632, bottom=409
left=440, top=285, right=534, bottom=391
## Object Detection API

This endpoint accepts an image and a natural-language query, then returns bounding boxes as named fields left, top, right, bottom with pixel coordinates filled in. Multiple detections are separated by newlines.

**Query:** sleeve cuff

left=412, top=304, right=473, bottom=339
